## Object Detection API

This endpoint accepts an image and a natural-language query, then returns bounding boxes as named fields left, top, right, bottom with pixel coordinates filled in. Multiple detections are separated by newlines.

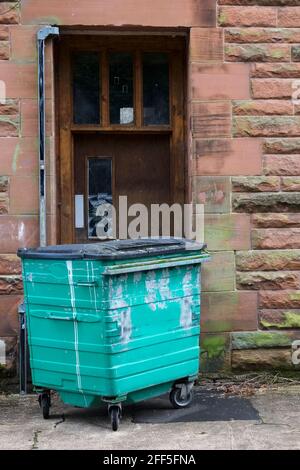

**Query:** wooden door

left=57, top=35, right=186, bottom=243
left=74, top=133, right=171, bottom=242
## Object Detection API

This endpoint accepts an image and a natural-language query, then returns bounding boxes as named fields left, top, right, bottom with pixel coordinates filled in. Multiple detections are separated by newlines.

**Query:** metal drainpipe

left=37, top=26, right=59, bottom=247
left=19, top=26, right=60, bottom=396
left=18, top=302, right=27, bottom=394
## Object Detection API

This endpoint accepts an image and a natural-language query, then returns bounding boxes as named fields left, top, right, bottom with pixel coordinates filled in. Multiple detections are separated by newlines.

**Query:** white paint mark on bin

left=66, top=260, right=88, bottom=406
left=180, top=269, right=193, bottom=329
left=120, top=308, right=132, bottom=343
left=90, top=261, right=98, bottom=311
left=145, top=270, right=157, bottom=311
left=180, top=297, right=193, bottom=329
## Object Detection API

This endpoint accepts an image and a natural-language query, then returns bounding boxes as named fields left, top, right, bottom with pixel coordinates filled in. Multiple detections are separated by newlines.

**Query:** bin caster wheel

left=38, top=393, right=51, bottom=420
left=169, top=387, right=193, bottom=409
left=109, top=406, right=121, bottom=431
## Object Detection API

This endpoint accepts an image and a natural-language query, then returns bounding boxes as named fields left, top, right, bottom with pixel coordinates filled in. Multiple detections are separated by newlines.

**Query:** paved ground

left=1, top=385, right=300, bottom=450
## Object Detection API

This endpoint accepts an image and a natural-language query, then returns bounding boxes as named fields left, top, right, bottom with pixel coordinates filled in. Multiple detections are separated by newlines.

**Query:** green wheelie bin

left=18, top=238, right=209, bottom=431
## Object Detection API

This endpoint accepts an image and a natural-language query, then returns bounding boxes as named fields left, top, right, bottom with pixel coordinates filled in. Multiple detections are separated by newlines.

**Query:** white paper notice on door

left=120, top=107, right=134, bottom=124
left=75, top=194, right=84, bottom=228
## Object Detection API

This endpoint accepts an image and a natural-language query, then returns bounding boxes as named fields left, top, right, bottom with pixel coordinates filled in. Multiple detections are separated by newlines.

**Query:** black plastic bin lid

left=17, top=238, right=207, bottom=261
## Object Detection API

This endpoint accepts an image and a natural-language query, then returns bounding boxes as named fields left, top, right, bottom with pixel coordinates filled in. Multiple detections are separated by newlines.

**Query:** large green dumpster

left=18, top=238, right=209, bottom=430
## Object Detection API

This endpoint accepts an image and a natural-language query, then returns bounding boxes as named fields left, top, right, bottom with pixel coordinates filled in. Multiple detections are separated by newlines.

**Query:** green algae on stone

left=290, top=292, right=300, bottom=301
left=204, top=216, right=236, bottom=251
left=261, top=311, right=300, bottom=329
left=200, top=335, right=231, bottom=373
left=264, top=138, right=300, bottom=154
left=218, top=11, right=228, bottom=26
left=270, top=48, right=287, bottom=60
left=12, top=142, right=20, bottom=174
left=0, top=115, right=19, bottom=128
left=232, top=176, right=280, bottom=192
left=292, top=46, right=300, bottom=62
left=231, top=331, right=292, bottom=350
left=236, top=249, right=300, bottom=272
left=233, top=100, right=254, bottom=111
left=201, top=335, right=227, bottom=358
left=233, top=192, right=300, bottom=213
left=234, top=116, right=300, bottom=138
left=226, top=44, right=287, bottom=62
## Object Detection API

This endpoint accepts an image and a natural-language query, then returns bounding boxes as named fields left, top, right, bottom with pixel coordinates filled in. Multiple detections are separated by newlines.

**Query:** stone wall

left=0, top=1, right=56, bottom=377
left=0, top=0, right=299, bottom=376
left=193, top=0, right=300, bottom=372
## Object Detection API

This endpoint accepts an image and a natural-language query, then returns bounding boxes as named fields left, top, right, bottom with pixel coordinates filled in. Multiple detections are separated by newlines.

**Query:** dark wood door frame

left=56, top=34, right=187, bottom=244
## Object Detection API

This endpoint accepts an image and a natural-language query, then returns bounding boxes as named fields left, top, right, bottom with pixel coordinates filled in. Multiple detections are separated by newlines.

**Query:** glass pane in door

left=87, top=158, right=112, bottom=239
left=109, top=53, right=134, bottom=125
left=73, top=52, right=100, bottom=124
left=143, top=53, right=169, bottom=125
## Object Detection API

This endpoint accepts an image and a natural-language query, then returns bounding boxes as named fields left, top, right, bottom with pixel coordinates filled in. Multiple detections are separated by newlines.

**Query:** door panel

left=57, top=35, right=186, bottom=244
left=74, top=133, right=171, bottom=242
